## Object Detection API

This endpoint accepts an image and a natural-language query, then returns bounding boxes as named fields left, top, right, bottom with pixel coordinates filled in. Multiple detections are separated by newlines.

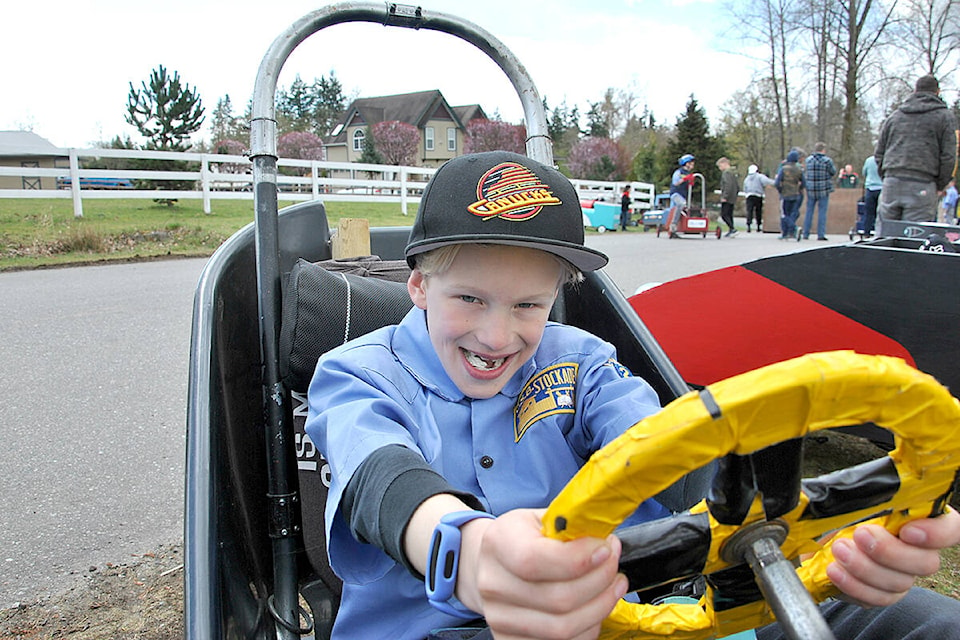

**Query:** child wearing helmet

left=306, top=151, right=960, bottom=640
left=666, top=154, right=696, bottom=238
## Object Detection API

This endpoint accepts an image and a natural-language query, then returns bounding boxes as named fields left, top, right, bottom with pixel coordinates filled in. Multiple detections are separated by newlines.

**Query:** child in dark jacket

left=775, top=150, right=804, bottom=240
left=717, top=157, right=739, bottom=237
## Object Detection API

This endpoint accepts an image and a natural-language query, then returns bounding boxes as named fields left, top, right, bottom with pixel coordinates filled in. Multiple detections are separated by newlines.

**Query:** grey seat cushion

left=280, top=257, right=413, bottom=391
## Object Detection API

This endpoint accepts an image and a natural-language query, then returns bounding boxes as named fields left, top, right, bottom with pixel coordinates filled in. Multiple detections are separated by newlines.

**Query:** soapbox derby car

left=656, top=174, right=722, bottom=239
left=642, top=193, right=671, bottom=231
left=582, top=200, right=623, bottom=232
left=185, top=4, right=960, bottom=640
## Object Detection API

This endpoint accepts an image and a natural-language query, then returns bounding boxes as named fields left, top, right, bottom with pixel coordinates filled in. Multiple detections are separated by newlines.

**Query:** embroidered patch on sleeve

left=514, top=363, right=578, bottom=442
left=604, top=358, right=633, bottom=378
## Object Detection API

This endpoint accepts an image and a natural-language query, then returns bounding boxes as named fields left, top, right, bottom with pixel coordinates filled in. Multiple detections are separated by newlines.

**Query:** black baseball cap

left=405, top=151, right=608, bottom=271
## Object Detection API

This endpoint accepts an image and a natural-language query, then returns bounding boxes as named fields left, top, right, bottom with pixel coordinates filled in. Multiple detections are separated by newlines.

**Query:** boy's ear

left=407, top=269, right=428, bottom=310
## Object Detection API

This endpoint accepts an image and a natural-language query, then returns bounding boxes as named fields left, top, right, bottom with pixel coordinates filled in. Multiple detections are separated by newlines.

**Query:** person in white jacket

left=742, top=164, right=776, bottom=233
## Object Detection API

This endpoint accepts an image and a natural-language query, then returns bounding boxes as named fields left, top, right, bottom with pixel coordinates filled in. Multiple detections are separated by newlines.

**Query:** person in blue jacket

left=861, top=154, right=883, bottom=236
left=306, top=151, right=960, bottom=640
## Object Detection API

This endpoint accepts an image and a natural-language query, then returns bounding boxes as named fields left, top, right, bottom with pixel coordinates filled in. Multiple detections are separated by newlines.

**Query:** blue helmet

left=678, top=154, right=695, bottom=166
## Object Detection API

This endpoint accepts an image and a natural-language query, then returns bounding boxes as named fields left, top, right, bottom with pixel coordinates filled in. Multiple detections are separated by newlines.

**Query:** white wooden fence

left=0, top=147, right=656, bottom=219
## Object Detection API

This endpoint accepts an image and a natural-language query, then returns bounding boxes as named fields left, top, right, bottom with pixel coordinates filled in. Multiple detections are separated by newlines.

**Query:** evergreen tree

left=359, top=133, right=383, bottom=164
left=277, top=75, right=316, bottom=133
left=210, top=95, right=245, bottom=147
left=311, top=72, right=346, bottom=137
left=125, top=65, right=204, bottom=200
left=85, top=135, right=137, bottom=172
left=585, top=101, right=610, bottom=139
left=211, top=95, right=233, bottom=142
left=631, top=145, right=660, bottom=185
left=543, top=98, right=582, bottom=165
left=275, top=72, right=346, bottom=138
left=641, top=106, right=656, bottom=129
left=125, top=65, right=205, bottom=152
left=586, top=89, right=623, bottom=139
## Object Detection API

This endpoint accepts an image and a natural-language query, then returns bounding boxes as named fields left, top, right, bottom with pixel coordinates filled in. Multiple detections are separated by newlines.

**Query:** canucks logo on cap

left=467, top=162, right=562, bottom=221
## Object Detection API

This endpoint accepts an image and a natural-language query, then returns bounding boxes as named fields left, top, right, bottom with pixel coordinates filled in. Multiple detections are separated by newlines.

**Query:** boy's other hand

left=827, top=507, right=960, bottom=607
left=464, top=508, right=627, bottom=640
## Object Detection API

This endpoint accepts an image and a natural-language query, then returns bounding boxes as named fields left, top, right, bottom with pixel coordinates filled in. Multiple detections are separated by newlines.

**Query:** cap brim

left=406, top=235, right=608, bottom=272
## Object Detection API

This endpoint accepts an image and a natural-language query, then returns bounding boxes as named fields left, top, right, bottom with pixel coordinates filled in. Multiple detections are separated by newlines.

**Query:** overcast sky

left=1, top=0, right=760, bottom=149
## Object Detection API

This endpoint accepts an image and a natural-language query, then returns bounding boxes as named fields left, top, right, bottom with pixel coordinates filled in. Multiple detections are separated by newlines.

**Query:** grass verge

left=0, top=198, right=415, bottom=270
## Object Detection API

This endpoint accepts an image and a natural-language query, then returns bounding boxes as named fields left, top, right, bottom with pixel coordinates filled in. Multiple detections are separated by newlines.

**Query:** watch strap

left=425, top=509, right=495, bottom=618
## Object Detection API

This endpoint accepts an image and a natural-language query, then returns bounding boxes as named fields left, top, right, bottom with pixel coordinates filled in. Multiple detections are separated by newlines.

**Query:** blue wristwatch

left=425, top=510, right=496, bottom=618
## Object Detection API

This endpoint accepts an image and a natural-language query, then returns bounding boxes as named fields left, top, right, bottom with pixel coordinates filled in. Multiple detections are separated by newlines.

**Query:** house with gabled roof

left=452, top=104, right=488, bottom=125
left=323, top=90, right=488, bottom=166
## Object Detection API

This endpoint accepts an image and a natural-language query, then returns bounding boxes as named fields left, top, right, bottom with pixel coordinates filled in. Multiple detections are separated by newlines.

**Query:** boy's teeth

left=464, top=350, right=505, bottom=370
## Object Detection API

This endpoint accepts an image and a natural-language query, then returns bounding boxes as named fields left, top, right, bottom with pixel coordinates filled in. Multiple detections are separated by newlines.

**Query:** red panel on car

left=628, top=266, right=914, bottom=387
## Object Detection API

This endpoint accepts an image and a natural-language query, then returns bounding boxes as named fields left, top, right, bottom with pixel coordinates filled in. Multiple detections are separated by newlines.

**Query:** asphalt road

left=0, top=228, right=849, bottom=606
left=590, top=227, right=837, bottom=294
left=0, top=258, right=206, bottom=606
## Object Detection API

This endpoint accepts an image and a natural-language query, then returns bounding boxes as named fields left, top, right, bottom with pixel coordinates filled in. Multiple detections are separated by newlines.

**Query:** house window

left=353, top=129, right=365, bottom=152
left=447, top=128, right=456, bottom=152
left=425, top=127, right=434, bottom=151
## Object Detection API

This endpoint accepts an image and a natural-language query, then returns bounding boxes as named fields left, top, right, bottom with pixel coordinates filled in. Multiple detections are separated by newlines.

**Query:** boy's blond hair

left=413, top=244, right=583, bottom=286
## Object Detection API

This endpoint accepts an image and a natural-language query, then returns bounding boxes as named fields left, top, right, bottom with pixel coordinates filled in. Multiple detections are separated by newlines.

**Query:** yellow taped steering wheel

left=543, top=351, right=960, bottom=640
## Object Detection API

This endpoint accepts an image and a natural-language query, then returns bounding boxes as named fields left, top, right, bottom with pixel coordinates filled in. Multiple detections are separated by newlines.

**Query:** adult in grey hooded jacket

left=875, top=74, right=958, bottom=224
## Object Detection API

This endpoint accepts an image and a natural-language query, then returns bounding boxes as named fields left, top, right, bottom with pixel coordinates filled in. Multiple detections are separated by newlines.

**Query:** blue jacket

left=670, top=168, right=692, bottom=198
left=306, top=307, right=668, bottom=639
left=862, top=156, right=882, bottom=191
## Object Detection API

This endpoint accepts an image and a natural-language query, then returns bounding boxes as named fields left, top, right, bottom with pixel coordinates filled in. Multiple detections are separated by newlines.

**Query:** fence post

left=69, top=148, right=83, bottom=218
left=639, top=181, right=654, bottom=209
left=311, top=161, right=320, bottom=199
left=201, top=155, right=211, bottom=214
left=400, top=166, right=408, bottom=216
